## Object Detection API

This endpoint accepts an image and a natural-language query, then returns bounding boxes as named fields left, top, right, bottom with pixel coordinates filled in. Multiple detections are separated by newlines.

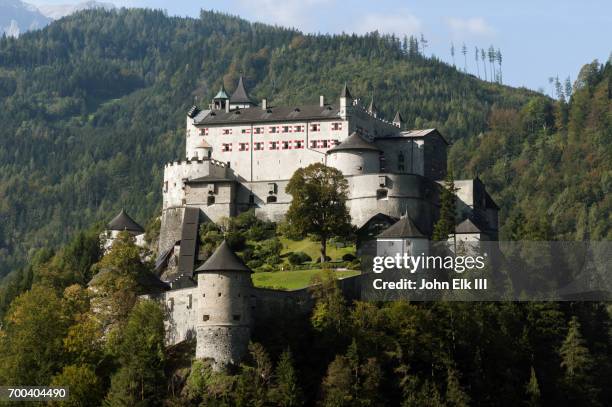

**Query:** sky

left=30, top=0, right=612, bottom=93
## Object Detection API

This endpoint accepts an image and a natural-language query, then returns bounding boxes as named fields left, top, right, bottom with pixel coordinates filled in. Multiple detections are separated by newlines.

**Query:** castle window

left=282, top=141, right=291, bottom=150
left=200, top=128, right=209, bottom=136
left=207, top=196, right=215, bottom=205
left=254, top=127, right=263, bottom=134
left=239, top=142, right=249, bottom=151
left=222, top=143, right=232, bottom=152
left=269, top=141, right=279, bottom=150
left=218, top=292, right=222, bottom=297
left=282, top=125, right=290, bottom=133
left=332, top=122, right=342, bottom=131
left=167, top=298, right=174, bottom=312
left=164, top=181, right=168, bottom=192
left=249, top=194, right=255, bottom=205
left=268, top=183, right=277, bottom=194
left=267, top=195, right=277, bottom=203
left=203, top=315, right=210, bottom=321
left=233, top=315, right=241, bottom=321
left=376, top=189, right=388, bottom=200
left=310, top=123, right=320, bottom=132
left=187, top=294, right=192, bottom=309
left=294, top=140, right=304, bottom=149
left=309, top=140, right=318, bottom=148
left=378, top=175, right=388, bottom=187
left=269, top=126, right=277, bottom=134
left=294, top=125, right=303, bottom=132
left=254, top=142, right=264, bottom=151
left=222, top=129, right=232, bottom=135
left=321, top=140, right=329, bottom=148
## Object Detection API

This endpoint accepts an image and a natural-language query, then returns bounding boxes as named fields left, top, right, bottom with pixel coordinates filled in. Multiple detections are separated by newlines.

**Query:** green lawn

left=279, top=237, right=355, bottom=262
left=252, top=269, right=361, bottom=290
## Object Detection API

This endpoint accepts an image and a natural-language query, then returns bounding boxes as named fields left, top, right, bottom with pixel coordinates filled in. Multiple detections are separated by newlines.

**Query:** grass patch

left=252, top=269, right=360, bottom=290
left=279, top=237, right=355, bottom=262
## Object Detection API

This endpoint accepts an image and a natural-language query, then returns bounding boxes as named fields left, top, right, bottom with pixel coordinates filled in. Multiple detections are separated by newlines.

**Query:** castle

left=97, top=77, right=499, bottom=370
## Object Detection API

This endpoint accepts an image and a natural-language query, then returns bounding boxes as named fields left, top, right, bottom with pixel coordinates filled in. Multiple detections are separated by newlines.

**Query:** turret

left=376, top=215, right=429, bottom=261
left=229, top=76, right=256, bottom=109
left=339, top=82, right=353, bottom=120
left=367, top=96, right=378, bottom=118
left=393, top=111, right=404, bottom=128
left=194, top=241, right=253, bottom=369
left=101, top=209, right=145, bottom=252
left=327, top=132, right=381, bottom=175
left=212, top=85, right=229, bottom=110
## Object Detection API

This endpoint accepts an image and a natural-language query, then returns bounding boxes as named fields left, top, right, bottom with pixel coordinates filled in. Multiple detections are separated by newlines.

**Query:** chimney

left=225, top=102, right=230, bottom=113
left=320, top=95, right=325, bottom=107
left=262, top=98, right=267, bottom=110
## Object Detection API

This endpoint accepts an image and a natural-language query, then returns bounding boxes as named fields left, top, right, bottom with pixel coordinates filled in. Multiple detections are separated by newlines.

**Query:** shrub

left=341, top=253, right=356, bottom=262
left=314, top=255, right=332, bottom=263
left=288, top=251, right=312, bottom=265
left=247, top=259, right=263, bottom=269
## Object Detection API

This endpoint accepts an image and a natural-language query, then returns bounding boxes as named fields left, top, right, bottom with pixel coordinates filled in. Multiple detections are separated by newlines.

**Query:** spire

left=230, top=75, right=255, bottom=105
left=367, top=96, right=377, bottom=115
left=340, top=82, right=352, bottom=99
left=213, top=84, right=229, bottom=100
left=393, top=111, right=404, bottom=128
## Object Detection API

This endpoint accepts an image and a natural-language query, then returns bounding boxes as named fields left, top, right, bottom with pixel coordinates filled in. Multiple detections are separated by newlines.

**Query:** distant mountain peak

left=37, top=1, right=116, bottom=20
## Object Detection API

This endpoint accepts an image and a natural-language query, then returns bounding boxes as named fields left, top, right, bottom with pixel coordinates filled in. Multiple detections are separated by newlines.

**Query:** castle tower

left=102, top=209, right=145, bottom=252
left=326, top=132, right=381, bottom=176
left=393, top=111, right=404, bottom=128
left=193, top=240, right=253, bottom=369
left=376, top=214, right=429, bottom=261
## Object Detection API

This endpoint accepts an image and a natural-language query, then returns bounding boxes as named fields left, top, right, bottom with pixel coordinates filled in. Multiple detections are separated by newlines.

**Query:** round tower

left=326, top=131, right=381, bottom=175
left=193, top=240, right=253, bottom=369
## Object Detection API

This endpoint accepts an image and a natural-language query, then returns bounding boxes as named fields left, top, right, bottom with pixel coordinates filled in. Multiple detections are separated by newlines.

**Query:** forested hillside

left=0, top=8, right=608, bottom=278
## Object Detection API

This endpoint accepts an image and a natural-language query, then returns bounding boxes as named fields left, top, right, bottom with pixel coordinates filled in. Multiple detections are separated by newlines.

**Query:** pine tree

left=450, top=42, right=456, bottom=66
left=525, top=366, right=541, bottom=407
left=461, top=43, right=468, bottom=72
left=488, top=46, right=496, bottom=81
left=496, top=48, right=503, bottom=83
left=271, top=349, right=304, bottom=407
left=481, top=48, right=487, bottom=81
left=560, top=316, right=592, bottom=377
left=420, top=33, right=428, bottom=56
left=445, top=367, right=470, bottom=407
left=432, top=170, right=457, bottom=241
left=475, top=46, right=480, bottom=78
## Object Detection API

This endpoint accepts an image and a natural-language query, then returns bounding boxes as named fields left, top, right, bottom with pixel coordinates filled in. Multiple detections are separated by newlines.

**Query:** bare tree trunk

left=320, top=237, right=327, bottom=264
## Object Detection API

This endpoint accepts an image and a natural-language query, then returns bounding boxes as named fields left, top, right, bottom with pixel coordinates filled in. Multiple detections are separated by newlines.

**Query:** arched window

left=207, top=196, right=215, bottom=205
left=267, top=195, right=277, bottom=203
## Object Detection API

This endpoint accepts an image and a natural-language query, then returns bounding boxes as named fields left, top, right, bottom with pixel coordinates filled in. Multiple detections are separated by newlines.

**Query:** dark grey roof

left=377, top=216, right=426, bottom=239
left=107, top=209, right=144, bottom=233
left=455, top=218, right=483, bottom=234
left=340, top=83, right=352, bottom=98
left=485, top=191, right=500, bottom=210
left=195, top=104, right=340, bottom=125
left=327, top=132, right=381, bottom=153
left=388, top=128, right=449, bottom=145
left=230, top=76, right=255, bottom=105
left=186, top=175, right=235, bottom=183
left=393, top=111, right=404, bottom=123
left=195, top=240, right=252, bottom=273
left=177, top=207, right=200, bottom=275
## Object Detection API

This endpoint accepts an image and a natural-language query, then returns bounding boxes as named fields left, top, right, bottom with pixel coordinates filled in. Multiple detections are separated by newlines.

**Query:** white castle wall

left=327, top=150, right=380, bottom=176
left=375, top=138, right=425, bottom=175
left=163, top=159, right=228, bottom=209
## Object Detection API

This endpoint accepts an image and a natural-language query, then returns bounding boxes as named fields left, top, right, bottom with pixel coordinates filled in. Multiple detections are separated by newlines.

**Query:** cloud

left=355, top=11, right=422, bottom=37
left=445, top=17, right=495, bottom=37
left=236, top=0, right=328, bottom=31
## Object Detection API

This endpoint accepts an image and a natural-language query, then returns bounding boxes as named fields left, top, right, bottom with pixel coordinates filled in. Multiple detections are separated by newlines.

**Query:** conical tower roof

left=230, top=76, right=254, bottom=104
left=393, top=111, right=404, bottom=123
left=214, top=84, right=229, bottom=100
left=377, top=216, right=426, bottom=239
left=195, top=240, right=252, bottom=273
left=367, top=97, right=377, bottom=114
left=327, top=132, right=380, bottom=153
left=340, top=82, right=352, bottom=99
left=107, top=209, right=144, bottom=233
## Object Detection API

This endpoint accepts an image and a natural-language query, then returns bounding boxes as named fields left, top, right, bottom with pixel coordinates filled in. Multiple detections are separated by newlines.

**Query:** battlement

left=165, top=158, right=227, bottom=168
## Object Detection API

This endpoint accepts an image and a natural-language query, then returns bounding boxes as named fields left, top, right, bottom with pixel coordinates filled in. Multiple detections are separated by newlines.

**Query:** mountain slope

left=0, top=0, right=51, bottom=37
left=0, top=8, right=561, bottom=277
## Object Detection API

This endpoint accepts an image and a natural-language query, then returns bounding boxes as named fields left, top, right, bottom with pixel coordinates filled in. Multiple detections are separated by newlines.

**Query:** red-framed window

left=222, top=143, right=232, bottom=152
left=294, top=140, right=304, bottom=149
left=294, top=125, right=304, bottom=132
left=309, top=123, right=320, bottom=132
left=332, top=122, right=342, bottom=131
left=269, top=126, right=278, bottom=134
left=241, top=128, right=251, bottom=134
left=281, top=140, right=291, bottom=150
left=269, top=141, right=279, bottom=150
left=309, top=140, right=318, bottom=148
left=254, top=127, right=264, bottom=134
left=238, top=142, right=249, bottom=151
left=222, top=128, right=232, bottom=135
left=200, top=128, right=209, bottom=136
left=254, top=142, right=264, bottom=151
left=282, top=125, right=290, bottom=133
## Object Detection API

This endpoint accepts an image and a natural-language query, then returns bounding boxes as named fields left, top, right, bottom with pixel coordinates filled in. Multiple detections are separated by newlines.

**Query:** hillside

left=0, top=8, right=606, bottom=278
